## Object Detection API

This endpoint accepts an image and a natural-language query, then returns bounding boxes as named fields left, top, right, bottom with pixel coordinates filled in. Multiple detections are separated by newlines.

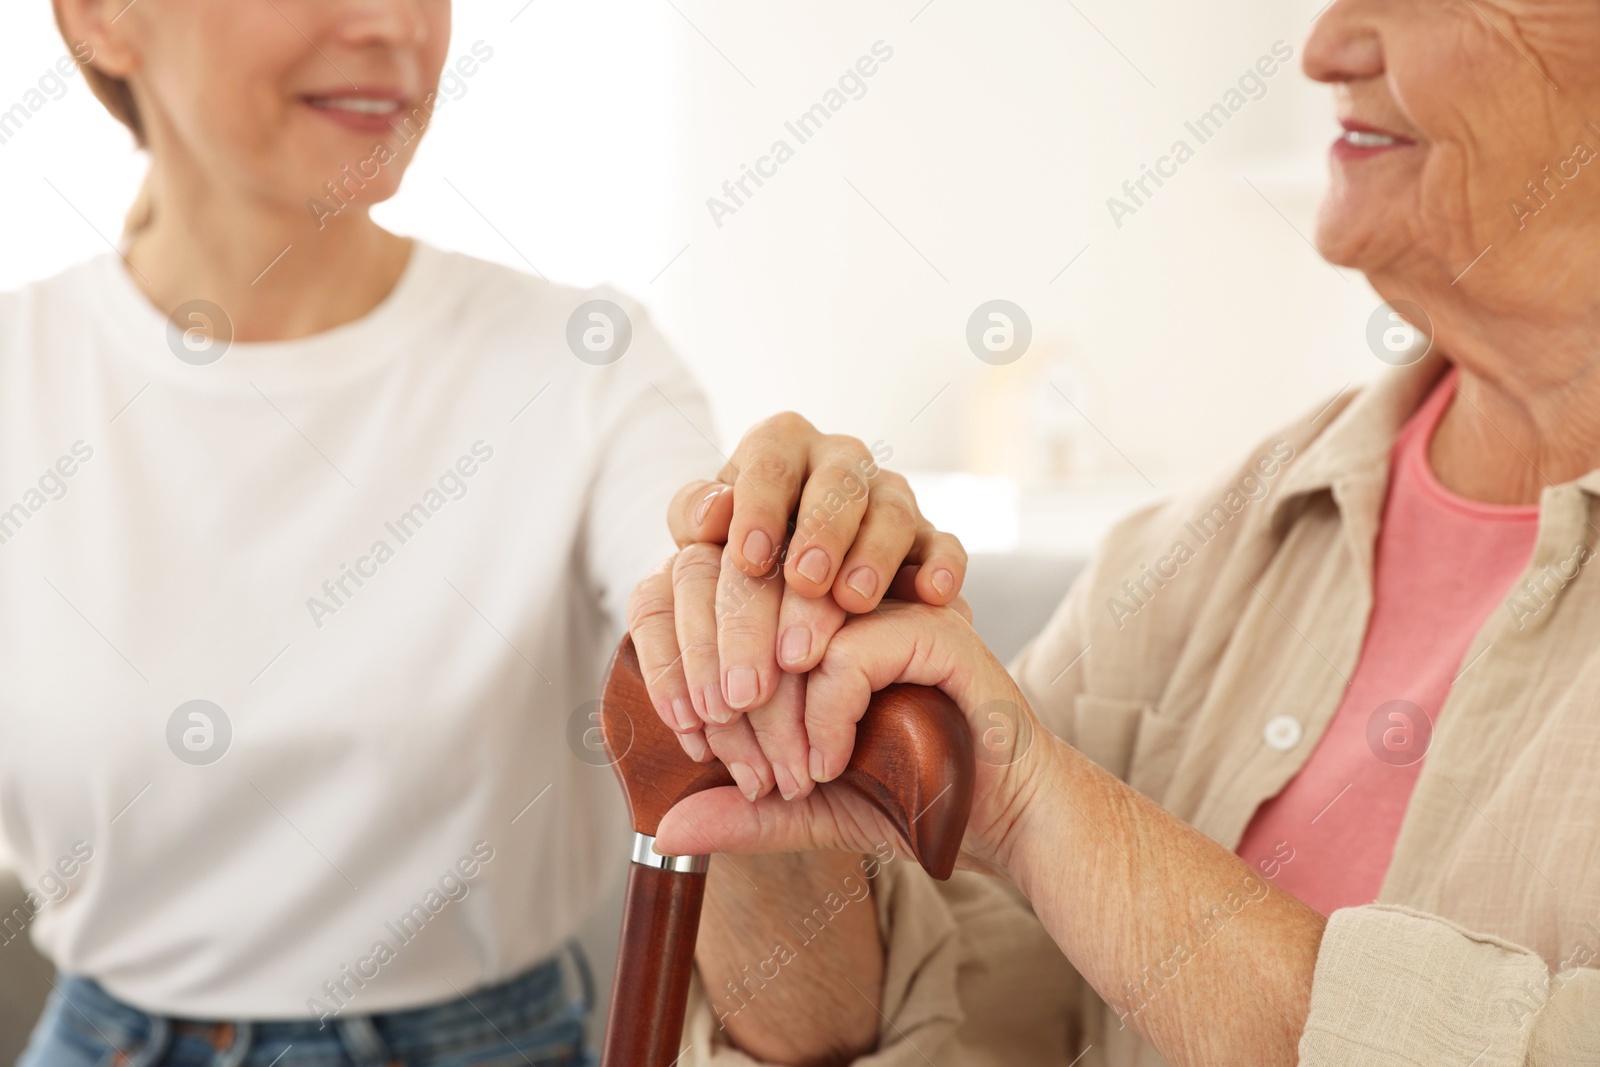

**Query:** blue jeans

left=16, top=944, right=595, bottom=1067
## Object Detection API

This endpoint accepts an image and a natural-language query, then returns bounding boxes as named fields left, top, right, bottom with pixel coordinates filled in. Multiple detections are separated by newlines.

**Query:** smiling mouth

left=1341, top=129, right=1404, bottom=149
left=305, top=96, right=404, bottom=116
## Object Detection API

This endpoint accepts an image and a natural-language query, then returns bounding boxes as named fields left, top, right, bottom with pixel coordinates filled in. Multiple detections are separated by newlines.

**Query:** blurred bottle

left=964, top=340, right=1098, bottom=486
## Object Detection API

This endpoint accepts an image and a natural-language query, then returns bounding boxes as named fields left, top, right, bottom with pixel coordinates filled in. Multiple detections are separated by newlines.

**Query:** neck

left=1424, top=307, right=1600, bottom=506
left=122, top=162, right=411, bottom=343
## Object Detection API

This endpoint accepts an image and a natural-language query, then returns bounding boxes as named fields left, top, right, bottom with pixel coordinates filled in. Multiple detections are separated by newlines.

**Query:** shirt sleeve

left=680, top=861, right=1085, bottom=1066
left=578, top=293, right=725, bottom=634
left=1300, top=905, right=1600, bottom=1066
left=1008, top=544, right=1105, bottom=744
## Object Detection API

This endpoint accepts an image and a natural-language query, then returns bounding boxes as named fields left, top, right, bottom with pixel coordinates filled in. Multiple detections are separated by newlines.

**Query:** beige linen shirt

left=684, top=354, right=1600, bottom=1066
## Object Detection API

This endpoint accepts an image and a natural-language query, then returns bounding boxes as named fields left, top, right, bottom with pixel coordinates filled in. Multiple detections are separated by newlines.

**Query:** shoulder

left=1, top=254, right=110, bottom=317
left=414, top=244, right=689, bottom=380
left=412, top=246, right=709, bottom=464
left=1043, top=388, right=1356, bottom=695
left=415, top=245, right=651, bottom=340
left=1096, top=391, right=1341, bottom=588
left=1088, top=391, right=1350, bottom=627
left=0, top=255, right=116, bottom=370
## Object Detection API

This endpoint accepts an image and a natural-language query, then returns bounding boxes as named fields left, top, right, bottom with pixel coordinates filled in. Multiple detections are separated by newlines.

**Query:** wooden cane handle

left=598, top=635, right=974, bottom=873
left=597, top=634, right=974, bottom=1067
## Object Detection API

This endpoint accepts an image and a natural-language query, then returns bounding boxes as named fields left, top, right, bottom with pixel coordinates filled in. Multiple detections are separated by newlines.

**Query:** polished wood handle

left=596, top=635, right=974, bottom=1067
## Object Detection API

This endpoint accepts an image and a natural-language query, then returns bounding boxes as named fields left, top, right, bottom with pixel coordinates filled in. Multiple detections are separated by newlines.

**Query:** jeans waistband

left=46, top=941, right=593, bottom=1066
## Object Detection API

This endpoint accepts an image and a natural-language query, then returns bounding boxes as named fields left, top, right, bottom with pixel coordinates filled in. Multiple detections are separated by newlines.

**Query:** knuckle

left=817, top=640, right=867, bottom=681
left=815, top=459, right=873, bottom=496
left=625, top=588, right=675, bottom=632
left=765, top=411, right=814, bottom=437
left=823, top=434, right=874, bottom=466
left=873, top=468, right=909, bottom=492
left=625, top=568, right=671, bottom=612
left=936, top=532, right=970, bottom=565
left=868, top=494, right=919, bottom=533
left=740, top=453, right=796, bottom=491
left=791, top=498, right=848, bottom=548
left=678, top=637, right=720, bottom=664
left=673, top=543, right=722, bottom=579
left=702, top=731, right=739, bottom=763
left=717, top=610, right=768, bottom=640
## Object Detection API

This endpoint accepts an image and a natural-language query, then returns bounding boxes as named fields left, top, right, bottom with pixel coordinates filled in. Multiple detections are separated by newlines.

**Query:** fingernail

left=796, top=547, right=830, bottom=584
left=808, top=748, right=827, bottom=782
left=725, top=667, right=758, bottom=709
left=780, top=626, right=811, bottom=666
left=846, top=567, right=877, bottom=599
left=773, top=764, right=799, bottom=801
left=742, top=529, right=773, bottom=568
left=932, top=568, right=954, bottom=597
left=703, top=684, right=732, bottom=724
left=678, top=731, right=709, bottom=762
left=671, top=697, right=697, bottom=732
left=694, top=486, right=725, bottom=525
left=729, top=762, right=761, bottom=802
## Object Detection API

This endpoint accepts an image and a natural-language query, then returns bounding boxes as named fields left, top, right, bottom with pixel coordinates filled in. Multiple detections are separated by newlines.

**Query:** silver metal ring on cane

left=630, top=832, right=709, bottom=874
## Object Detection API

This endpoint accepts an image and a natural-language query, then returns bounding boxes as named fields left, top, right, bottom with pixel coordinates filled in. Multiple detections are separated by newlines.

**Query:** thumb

left=653, top=785, right=901, bottom=859
left=653, top=787, right=814, bottom=858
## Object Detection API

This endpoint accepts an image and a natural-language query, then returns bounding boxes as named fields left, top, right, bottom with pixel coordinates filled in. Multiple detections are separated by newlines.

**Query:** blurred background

left=1, top=0, right=1386, bottom=1056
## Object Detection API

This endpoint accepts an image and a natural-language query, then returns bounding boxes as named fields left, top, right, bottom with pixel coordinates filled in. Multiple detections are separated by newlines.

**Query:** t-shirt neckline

left=88, top=238, right=444, bottom=393
left=1397, top=367, right=1542, bottom=523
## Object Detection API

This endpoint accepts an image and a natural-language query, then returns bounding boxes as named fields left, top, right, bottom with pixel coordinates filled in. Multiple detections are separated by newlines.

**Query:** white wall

left=1, top=0, right=1387, bottom=553
left=651, top=0, right=1386, bottom=550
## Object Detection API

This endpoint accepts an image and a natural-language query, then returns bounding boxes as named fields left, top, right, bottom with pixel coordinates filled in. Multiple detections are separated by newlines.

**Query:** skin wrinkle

left=1412, top=14, right=1491, bottom=266
left=1478, top=0, right=1566, bottom=86
left=682, top=2, right=1600, bottom=1063
left=1314, top=0, right=1600, bottom=504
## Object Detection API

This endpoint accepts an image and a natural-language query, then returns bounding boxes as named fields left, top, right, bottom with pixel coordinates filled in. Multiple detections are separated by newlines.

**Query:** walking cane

left=596, top=635, right=974, bottom=1067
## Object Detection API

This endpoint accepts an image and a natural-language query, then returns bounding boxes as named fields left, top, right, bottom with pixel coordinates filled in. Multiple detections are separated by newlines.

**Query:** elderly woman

left=632, top=1, right=1600, bottom=1064
left=1, top=2, right=968, bottom=1065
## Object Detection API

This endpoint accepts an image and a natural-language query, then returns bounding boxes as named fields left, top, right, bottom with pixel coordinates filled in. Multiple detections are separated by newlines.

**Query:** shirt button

left=1263, top=715, right=1302, bottom=751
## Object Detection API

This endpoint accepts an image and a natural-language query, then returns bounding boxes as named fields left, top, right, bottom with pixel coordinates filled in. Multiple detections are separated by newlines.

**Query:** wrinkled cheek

left=1411, top=142, right=1487, bottom=261
left=1432, top=119, right=1574, bottom=259
left=1400, top=76, right=1552, bottom=258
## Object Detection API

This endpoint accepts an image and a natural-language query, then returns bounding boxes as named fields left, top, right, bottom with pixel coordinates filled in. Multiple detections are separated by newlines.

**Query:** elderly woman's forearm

left=1009, top=734, right=1326, bottom=1067
left=695, top=850, right=885, bottom=1064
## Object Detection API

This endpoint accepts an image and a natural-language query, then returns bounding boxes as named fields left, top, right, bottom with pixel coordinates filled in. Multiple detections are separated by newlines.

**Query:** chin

left=1311, top=207, right=1367, bottom=269
left=294, top=148, right=406, bottom=217
left=1313, top=191, right=1413, bottom=273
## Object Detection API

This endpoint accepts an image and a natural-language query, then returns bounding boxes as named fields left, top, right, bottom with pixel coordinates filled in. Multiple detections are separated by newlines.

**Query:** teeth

left=312, top=97, right=400, bottom=115
left=1344, top=130, right=1399, bottom=148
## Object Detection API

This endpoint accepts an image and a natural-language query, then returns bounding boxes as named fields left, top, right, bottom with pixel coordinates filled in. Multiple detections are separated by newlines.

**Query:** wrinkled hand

left=625, top=413, right=967, bottom=803
left=651, top=600, right=1051, bottom=879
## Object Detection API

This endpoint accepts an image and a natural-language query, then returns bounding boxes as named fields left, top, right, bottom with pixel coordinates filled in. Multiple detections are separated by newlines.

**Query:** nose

left=329, top=0, right=432, bottom=51
left=1302, top=0, right=1384, bottom=85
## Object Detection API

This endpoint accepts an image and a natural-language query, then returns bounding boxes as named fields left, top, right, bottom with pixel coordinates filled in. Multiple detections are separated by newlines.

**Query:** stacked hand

left=631, top=418, right=1322, bottom=1067
left=625, top=414, right=1050, bottom=876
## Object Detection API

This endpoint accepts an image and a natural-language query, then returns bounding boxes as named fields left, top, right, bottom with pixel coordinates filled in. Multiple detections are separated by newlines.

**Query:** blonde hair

left=53, top=1, right=155, bottom=237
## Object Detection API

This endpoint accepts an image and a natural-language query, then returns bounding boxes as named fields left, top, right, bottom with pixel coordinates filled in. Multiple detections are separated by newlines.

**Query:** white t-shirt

left=0, top=243, right=720, bottom=1017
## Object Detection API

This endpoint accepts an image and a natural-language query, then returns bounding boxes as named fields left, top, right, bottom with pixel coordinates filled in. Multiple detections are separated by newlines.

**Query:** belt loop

left=564, top=938, right=594, bottom=1016
left=335, top=1014, right=395, bottom=1067
left=216, top=1021, right=254, bottom=1067
left=123, top=1015, right=172, bottom=1067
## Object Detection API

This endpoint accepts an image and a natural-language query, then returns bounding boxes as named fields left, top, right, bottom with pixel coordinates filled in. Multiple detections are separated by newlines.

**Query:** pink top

left=1234, top=369, right=1539, bottom=916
